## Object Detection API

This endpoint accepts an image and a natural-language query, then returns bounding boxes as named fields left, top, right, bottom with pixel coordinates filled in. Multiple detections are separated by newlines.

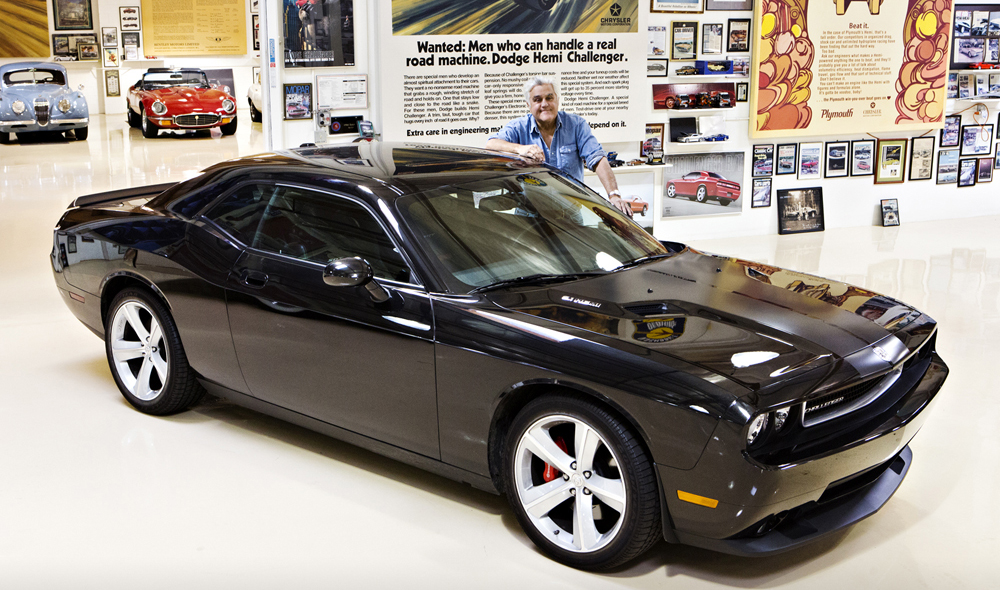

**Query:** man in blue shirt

left=486, top=76, right=632, bottom=217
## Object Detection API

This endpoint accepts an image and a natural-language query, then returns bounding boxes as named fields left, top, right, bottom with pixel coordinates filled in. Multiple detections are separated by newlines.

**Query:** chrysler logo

left=610, top=3, right=621, bottom=16
left=873, top=346, right=890, bottom=362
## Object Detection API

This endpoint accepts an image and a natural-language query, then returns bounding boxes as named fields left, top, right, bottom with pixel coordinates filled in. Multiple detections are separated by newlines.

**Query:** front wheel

left=105, top=288, right=204, bottom=415
left=220, top=116, right=238, bottom=135
left=141, top=108, right=158, bottom=138
left=73, top=126, right=88, bottom=141
left=641, top=205, right=648, bottom=215
left=503, top=395, right=661, bottom=570
left=127, top=107, right=140, bottom=128
left=249, top=99, right=262, bottom=122
left=0, top=131, right=11, bottom=144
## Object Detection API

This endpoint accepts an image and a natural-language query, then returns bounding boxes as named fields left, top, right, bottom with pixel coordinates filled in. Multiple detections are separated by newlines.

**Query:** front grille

left=174, top=113, right=220, bottom=127
left=34, top=99, right=49, bottom=126
left=802, top=368, right=902, bottom=426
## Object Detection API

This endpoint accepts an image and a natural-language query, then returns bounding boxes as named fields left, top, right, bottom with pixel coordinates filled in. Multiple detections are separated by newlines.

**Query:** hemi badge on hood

left=561, top=295, right=602, bottom=309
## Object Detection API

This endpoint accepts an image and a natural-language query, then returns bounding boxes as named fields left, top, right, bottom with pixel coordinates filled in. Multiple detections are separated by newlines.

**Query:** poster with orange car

left=751, top=0, right=954, bottom=138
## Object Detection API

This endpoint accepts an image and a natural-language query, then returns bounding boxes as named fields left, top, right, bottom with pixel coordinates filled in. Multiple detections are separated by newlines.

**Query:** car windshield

left=395, top=172, right=668, bottom=292
left=142, top=72, right=209, bottom=89
left=3, top=69, right=65, bottom=86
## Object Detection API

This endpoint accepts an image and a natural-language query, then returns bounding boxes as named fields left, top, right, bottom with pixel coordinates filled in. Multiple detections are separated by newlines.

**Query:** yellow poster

left=751, top=0, right=954, bottom=138
left=141, top=0, right=247, bottom=56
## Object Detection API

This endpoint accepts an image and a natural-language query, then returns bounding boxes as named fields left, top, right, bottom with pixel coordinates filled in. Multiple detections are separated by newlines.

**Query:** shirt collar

left=529, top=111, right=561, bottom=136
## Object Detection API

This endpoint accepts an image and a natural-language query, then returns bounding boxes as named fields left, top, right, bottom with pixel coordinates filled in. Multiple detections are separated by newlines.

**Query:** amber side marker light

left=69, top=292, right=85, bottom=303
left=677, top=490, right=719, bottom=508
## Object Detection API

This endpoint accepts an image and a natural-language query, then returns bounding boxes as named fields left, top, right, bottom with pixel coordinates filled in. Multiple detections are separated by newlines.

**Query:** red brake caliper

left=542, top=436, right=568, bottom=483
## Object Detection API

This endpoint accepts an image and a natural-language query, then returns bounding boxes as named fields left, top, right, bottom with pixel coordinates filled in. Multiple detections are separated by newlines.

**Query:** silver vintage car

left=0, top=62, right=89, bottom=143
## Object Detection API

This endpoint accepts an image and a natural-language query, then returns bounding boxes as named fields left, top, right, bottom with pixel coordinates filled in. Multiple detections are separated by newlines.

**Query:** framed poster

left=880, top=199, right=900, bottom=227
left=102, top=47, right=120, bottom=68
left=959, top=73, right=973, bottom=98
left=251, top=0, right=259, bottom=13
left=824, top=141, right=849, bottom=178
left=702, top=23, right=723, bottom=54
left=978, top=157, right=994, bottom=182
left=641, top=123, right=665, bottom=157
left=54, top=0, right=93, bottom=30
left=727, top=19, right=750, bottom=52
left=958, top=158, right=978, bottom=186
left=105, top=69, right=120, bottom=97
left=948, top=72, right=959, bottom=98
left=996, top=142, right=1000, bottom=170
left=52, top=33, right=96, bottom=61
left=777, top=187, right=824, bottom=235
left=875, top=139, right=907, bottom=184
left=850, top=139, right=875, bottom=176
left=651, top=0, right=704, bottom=14
left=102, top=27, right=118, bottom=48
left=961, top=124, right=993, bottom=155
left=124, top=46, right=139, bottom=61
left=649, top=25, right=667, bottom=57
left=776, top=143, right=797, bottom=175
left=909, top=136, right=935, bottom=180
left=798, top=142, right=822, bottom=180
left=119, top=6, right=141, bottom=32
left=253, top=14, right=260, bottom=52
left=284, top=83, right=313, bottom=120
left=671, top=22, right=697, bottom=61
left=285, top=0, right=355, bottom=67
left=662, top=152, right=744, bottom=217
left=941, top=114, right=962, bottom=147
left=647, top=59, right=669, bottom=77
left=122, top=32, right=140, bottom=47
left=736, top=82, right=748, bottom=102
left=937, top=149, right=959, bottom=184
left=752, top=144, right=774, bottom=177
left=728, top=55, right=749, bottom=77
left=77, top=43, right=99, bottom=61
left=752, top=178, right=772, bottom=208
left=707, top=0, right=751, bottom=9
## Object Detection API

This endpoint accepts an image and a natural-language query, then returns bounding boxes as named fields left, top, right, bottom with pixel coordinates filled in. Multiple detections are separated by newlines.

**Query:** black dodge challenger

left=51, top=143, right=948, bottom=570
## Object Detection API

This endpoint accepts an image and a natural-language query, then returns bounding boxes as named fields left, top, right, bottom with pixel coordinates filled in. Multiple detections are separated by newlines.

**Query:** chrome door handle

left=239, top=269, right=268, bottom=289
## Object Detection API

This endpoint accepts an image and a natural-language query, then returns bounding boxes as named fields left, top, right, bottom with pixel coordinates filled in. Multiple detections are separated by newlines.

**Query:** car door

left=203, top=182, right=439, bottom=459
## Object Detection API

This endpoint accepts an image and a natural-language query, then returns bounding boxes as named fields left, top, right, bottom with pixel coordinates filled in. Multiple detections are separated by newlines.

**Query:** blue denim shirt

left=488, top=111, right=606, bottom=182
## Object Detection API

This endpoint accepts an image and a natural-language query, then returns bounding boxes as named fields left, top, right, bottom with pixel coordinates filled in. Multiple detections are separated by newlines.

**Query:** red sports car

left=127, top=68, right=238, bottom=138
left=624, top=196, right=649, bottom=215
left=665, top=170, right=741, bottom=206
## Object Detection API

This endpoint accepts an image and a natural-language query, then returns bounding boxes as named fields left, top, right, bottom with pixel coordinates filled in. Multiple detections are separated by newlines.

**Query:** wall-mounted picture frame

left=101, top=27, right=118, bottom=48
left=105, top=69, right=120, bottom=98
left=947, top=72, right=959, bottom=98
left=752, top=144, right=774, bottom=177
left=961, top=123, right=993, bottom=155
left=122, top=32, right=140, bottom=48
left=850, top=139, right=874, bottom=176
left=736, top=82, right=748, bottom=102
left=909, top=136, right=935, bottom=180
left=284, top=83, right=313, bottom=120
left=707, top=0, right=751, bottom=9
left=647, top=59, right=669, bottom=77
left=777, top=187, right=825, bottom=235
left=798, top=142, right=822, bottom=180
left=875, top=139, right=907, bottom=184
left=648, top=25, right=668, bottom=57
left=77, top=42, right=99, bottom=61
left=702, top=23, right=723, bottom=54
left=937, top=149, right=959, bottom=184
left=124, top=45, right=139, bottom=61
left=728, top=55, right=749, bottom=77
left=671, top=21, right=698, bottom=61
left=102, top=47, right=120, bottom=68
left=941, top=114, right=961, bottom=147
left=251, top=0, right=259, bottom=13
left=958, top=158, right=978, bottom=186
left=727, top=19, right=750, bottom=52
left=253, top=14, right=260, bottom=52
left=652, top=0, right=704, bottom=14
left=824, top=141, right=849, bottom=178
left=995, top=142, right=1000, bottom=171
left=52, top=33, right=96, bottom=61
left=54, top=0, right=93, bottom=30
left=120, top=6, right=141, bottom=32
left=776, top=143, right=797, bottom=175
left=752, top=177, right=772, bottom=208
left=641, top=123, right=665, bottom=157
left=978, top=157, right=994, bottom=182
left=880, top=199, right=900, bottom=227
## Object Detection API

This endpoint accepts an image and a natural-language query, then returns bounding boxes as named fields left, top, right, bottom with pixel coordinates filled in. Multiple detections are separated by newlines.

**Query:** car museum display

left=0, top=62, right=89, bottom=143
left=666, top=170, right=742, bottom=205
left=127, top=68, right=238, bottom=138
left=51, top=143, right=948, bottom=571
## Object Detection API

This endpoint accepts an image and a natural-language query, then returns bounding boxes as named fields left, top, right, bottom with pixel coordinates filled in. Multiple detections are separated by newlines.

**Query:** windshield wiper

left=614, top=253, right=674, bottom=271
left=470, top=271, right=605, bottom=294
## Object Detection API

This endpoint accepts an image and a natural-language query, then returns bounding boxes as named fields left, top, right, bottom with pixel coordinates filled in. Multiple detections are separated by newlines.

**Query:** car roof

left=0, top=62, right=67, bottom=76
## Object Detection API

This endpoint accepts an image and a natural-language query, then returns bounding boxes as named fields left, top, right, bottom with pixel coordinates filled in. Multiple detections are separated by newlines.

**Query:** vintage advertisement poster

left=284, top=0, right=354, bottom=67
left=662, top=152, right=745, bottom=218
left=751, top=0, right=955, bottom=138
left=140, top=0, right=246, bottom=56
left=378, top=1, right=645, bottom=144
left=0, top=0, right=49, bottom=57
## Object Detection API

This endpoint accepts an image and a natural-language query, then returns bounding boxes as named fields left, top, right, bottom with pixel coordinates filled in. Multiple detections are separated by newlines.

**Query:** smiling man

left=485, top=76, right=631, bottom=216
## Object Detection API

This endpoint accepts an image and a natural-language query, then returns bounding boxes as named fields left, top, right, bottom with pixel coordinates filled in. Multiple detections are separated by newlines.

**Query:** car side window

left=204, top=183, right=272, bottom=246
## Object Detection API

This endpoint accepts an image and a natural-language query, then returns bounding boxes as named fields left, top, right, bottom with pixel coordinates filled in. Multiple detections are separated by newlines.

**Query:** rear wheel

left=719, top=198, right=732, bottom=206
left=141, top=108, right=158, bottom=138
left=695, top=185, right=707, bottom=202
left=105, top=288, right=204, bottom=415
left=220, top=116, right=238, bottom=136
left=503, top=395, right=661, bottom=570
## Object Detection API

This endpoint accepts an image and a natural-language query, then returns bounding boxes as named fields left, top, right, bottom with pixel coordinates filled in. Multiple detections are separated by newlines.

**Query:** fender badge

left=873, top=346, right=890, bottom=362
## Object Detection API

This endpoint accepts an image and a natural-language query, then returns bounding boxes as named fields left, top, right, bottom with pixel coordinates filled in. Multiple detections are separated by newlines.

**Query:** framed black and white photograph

left=102, top=27, right=118, bottom=48
left=798, top=142, right=822, bottom=180
left=284, top=83, right=313, bottom=120
left=702, top=23, right=723, bottom=54
left=961, top=123, right=993, bottom=155
left=909, top=136, right=935, bottom=180
left=777, top=187, right=825, bottom=235
left=850, top=139, right=875, bottom=176
left=958, top=158, right=978, bottom=187
left=651, top=0, right=704, bottom=14
left=284, top=0, right=355, bottom=67
left=671, top=21, right=698, bottom=61
left=119, top=6, right=141, bottom=32
left=824, top=141, right=849, bottom=178
left=102, top=47, right=120, bottom=68
left=105, top=69, right=120, bottom=98
left=776, top=143, right=797, bottom=175
left=122, top=32, right=140, bottom=48
left=937, top=149, right=959, bottom=184
left=880, top=199, right=900, bottom=227
left=736, top=82, right=748, bottom=102
left=647, top=59, right=669, bottom=77
left=752, top=178, right=772, bottom=208
left=752, top=144, right=774, bottom=177
left=941, top=114, right=961, bottom=147
left=727, top=19, right=750, bottom=52
left=648, top=25, right=668, bottom=57
left=707, top=0, right=752, bottom=9
left=978, top=157, right=994, bottom=182
left=54, top=0, right=93, bottom=30
left=875, top=139, right=907, bottom=184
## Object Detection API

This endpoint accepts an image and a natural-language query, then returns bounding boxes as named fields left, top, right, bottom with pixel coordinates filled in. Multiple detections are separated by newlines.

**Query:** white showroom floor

left=0, top=114, right=997, bottom=588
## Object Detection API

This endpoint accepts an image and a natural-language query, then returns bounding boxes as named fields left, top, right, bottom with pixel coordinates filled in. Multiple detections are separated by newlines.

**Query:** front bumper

left=1, top=118, right=88, bottom=133
left=148, top=114, right=234, bottom=129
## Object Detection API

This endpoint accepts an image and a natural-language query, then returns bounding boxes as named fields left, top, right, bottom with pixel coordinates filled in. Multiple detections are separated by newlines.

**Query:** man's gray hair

left=523, top=76, right=558, bottom=102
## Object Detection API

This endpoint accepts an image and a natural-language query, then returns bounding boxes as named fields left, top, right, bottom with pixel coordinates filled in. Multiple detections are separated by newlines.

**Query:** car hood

left=486, top=247, right=930, bottom=394
left=1, top=84, right=76, bottom=102
left=144, top=87, right=232, bottom=106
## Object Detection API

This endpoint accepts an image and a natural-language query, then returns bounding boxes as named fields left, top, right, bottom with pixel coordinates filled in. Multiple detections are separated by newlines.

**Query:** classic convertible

left=51, top=143, right=947, bottom=570
left=0, top=62, right=89, bottom=143
left=127, top=68, right=238, bottom=138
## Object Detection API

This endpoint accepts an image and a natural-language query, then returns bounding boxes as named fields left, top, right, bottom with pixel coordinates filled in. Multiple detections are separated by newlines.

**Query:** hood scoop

left=623, top=302, right=686, bottom=316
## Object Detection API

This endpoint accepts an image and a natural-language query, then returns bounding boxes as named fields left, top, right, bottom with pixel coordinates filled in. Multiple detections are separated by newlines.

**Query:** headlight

left=221, top=99, right=235, bottom=113
left=151, top=101, right=167, bottom=115
left=11, top=100, right=26, bottom=114
left=773, top=407, right=790, bottom=431
left=747, top=414, right=768, bottom=446
left=58, top=98, right=72, bottom=113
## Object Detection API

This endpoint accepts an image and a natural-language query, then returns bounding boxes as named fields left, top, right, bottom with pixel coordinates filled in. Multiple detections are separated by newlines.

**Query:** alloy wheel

left=109, top=300, right=168, bottom=401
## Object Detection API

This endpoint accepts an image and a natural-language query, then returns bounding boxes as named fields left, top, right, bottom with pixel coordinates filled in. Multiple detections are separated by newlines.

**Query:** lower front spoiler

left=0, top=118, right=88, bottom=133
left=672, top=445, right=912, bottom=556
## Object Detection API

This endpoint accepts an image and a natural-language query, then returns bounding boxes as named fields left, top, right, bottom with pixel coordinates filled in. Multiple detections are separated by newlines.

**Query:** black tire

left=249, top=99, right=262, bottom=123
left=141, top=108, right=158, bottom=138
left=513, top=0, right=558, bottom=10
left=105, top=288, right=204, bottom=415
left=73, top=126, right=88, bottom=141
left=127, top=107, right=140, bottom=128
left=641, top=205, right=648, bottom=215
left=0, top=131, right=11, bottom=144
left=719, top=198, right=732, bottom=206
left=502, top=394, right=661, bottom=571
left=695, top=185, right=707, bottom=202
left=666, top=183, right=676, bottom=198
left=220, top=116, right=238, bottom=136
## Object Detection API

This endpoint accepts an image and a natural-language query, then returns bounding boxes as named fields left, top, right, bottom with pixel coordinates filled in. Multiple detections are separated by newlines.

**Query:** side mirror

left=323, top=257, right=389, bottom=303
